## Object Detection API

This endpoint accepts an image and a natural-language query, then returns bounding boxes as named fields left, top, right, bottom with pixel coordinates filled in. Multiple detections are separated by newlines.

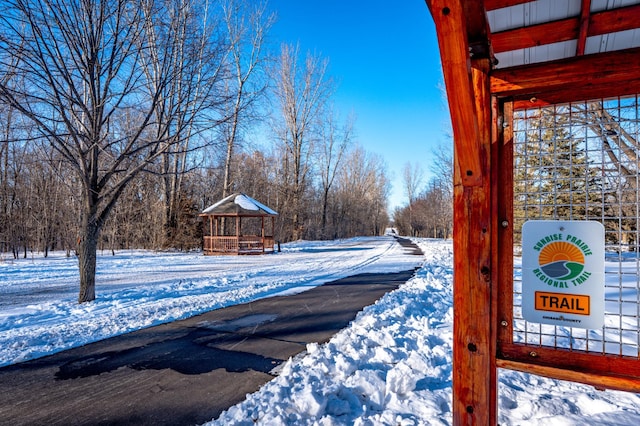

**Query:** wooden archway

left=424, top=1, right=640, bottom=424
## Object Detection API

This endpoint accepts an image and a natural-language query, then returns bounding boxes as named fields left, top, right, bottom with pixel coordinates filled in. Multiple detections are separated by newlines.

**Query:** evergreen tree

left=513, top=105, right=604, bottom=244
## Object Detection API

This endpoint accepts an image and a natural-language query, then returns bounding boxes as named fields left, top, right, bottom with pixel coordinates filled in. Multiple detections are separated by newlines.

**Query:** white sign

left=522, top=220, right=604, bottom=329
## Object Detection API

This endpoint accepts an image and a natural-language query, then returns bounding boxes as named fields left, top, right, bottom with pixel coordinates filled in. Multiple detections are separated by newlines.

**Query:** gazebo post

left=236, top=216, right=240, bottom=252
left=209, top=216, right=213, bottom=237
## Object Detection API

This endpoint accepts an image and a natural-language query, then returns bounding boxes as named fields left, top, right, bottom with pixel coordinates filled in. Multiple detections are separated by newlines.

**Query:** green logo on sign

left=532, top=234, right=593, bottom=288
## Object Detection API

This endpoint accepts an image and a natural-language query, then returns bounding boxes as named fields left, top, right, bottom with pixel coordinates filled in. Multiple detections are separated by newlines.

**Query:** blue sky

left=266, top=0, right=451, bottom=211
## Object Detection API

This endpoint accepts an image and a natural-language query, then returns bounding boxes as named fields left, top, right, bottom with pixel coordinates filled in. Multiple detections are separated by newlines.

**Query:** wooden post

left=261, top=216, right=265, bottom=253
left=471, top=57, right=497, bottom=424
left=427, top=0, right=496, bottom=423
left=450, top=57, right=495, bottom=425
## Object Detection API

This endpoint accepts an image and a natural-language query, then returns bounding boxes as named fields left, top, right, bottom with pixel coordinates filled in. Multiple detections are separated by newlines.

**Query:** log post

left=427, top=0, right=496, bottom=423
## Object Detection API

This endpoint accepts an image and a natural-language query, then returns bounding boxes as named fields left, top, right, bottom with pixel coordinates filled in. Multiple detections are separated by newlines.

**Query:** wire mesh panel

left=512, top=95, right=640, bottom=358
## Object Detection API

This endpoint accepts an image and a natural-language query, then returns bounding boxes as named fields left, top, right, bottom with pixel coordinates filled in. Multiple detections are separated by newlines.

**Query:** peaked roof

left=200, top=193, right=278, bottom=216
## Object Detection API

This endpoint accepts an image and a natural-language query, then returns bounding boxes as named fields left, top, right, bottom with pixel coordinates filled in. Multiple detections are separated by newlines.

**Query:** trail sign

left=522, top=220, right=604, bottom=329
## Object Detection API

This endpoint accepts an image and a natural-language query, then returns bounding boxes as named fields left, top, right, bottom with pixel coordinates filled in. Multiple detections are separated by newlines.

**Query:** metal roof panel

left=488, top=0, right=581, bottom=33
left=495, top=40, right=578, bottom=69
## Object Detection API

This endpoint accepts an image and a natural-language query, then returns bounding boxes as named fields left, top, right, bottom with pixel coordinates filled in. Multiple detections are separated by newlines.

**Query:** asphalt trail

left=0, top=239, right=422, bottom=426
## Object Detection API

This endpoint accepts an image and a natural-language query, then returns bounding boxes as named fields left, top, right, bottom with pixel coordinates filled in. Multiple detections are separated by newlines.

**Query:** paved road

left=0, top=239, right=422, bottom=426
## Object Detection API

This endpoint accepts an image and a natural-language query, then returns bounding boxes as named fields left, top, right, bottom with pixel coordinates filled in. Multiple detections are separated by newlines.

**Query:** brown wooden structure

left=200, top=193, right=277, bottom=255
left=424, top=1, right=640, bottom=424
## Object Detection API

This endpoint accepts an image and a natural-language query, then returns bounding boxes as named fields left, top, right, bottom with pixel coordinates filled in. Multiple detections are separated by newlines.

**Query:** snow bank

left=209, top=239, right=640, bottom=426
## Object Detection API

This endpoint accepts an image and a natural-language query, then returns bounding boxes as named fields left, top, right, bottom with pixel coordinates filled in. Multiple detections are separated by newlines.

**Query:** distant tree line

left=393, top=145, right=453, bottom=239
left=0, top=0, right=390, bottom=302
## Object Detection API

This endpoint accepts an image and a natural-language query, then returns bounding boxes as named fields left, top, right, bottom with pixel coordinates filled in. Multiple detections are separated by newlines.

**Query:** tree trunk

left=77, top=215, right=99, bottom=303
left=222, top=123, right=236, bottom=198
left=321, top=187, right=329, bottom=237
left=292, top=188, right=301, bottom=241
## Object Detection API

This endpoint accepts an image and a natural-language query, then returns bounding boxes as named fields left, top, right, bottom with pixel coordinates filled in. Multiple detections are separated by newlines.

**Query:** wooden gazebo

left=200, top=193, right=278, bottom=255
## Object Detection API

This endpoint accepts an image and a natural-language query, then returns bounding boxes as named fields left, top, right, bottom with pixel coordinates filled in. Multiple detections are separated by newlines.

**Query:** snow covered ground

left=1, top=237, right=640, bottom=425
left=0, top=237, right=419, bottom=367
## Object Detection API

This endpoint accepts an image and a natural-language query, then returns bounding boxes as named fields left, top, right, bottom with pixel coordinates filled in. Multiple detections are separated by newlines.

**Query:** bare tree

left=0, top=0, right=186, bottom=302
left=219, top=0, right=273, bottom=198
left=136, top=0, right=228, bottom=248
left=576, top=101, right=639, bottom=248
left=402, top=161, right=424, bottom=236
left=317, top=108, right=353, bottom=237
left=1, top=137, right=31, bottom=258
left=271, top=43, right=334, bottom=240
left=430, top=142, right=453, bottom=195
left=429, top=142, right=453, bottom=237
left=403, top=162, right=424, bottom=205
left=0, top=48, right=27, bottom=258
left=334, top=146, right=390, bottom=237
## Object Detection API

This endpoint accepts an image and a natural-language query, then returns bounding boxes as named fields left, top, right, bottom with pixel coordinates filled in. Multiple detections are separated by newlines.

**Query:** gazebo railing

left=203, top=236, right=275, bottom=255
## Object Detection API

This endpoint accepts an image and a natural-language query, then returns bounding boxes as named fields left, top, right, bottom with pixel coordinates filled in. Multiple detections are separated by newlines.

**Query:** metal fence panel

left=512, top=95, right=640, bottom=357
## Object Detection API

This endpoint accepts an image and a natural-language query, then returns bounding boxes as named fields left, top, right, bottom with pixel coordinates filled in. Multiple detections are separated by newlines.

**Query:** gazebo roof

left=200, top=193, right=278, bottom=217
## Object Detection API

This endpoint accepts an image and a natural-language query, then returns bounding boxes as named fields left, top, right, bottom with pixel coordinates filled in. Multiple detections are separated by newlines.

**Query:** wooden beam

left=511, top=81, right=640, bottom=110
left=495, top=100, right=514, bottom=348
left=491, top=18, right=579, bottom=53
left=589, top=4, right=640, bottom=35
left=484, top=0, right=530, bottom=11
left=462, top=0, right=491, bottom=43
left=497, top=344, right=640, bottom=392
left=498, top=359, right=640, bottom=393
left=489, top=93, right=501, bottom=426
left=426, top=0, right=483, bottom=187
left=576, top=0, right=592, bottom=56
left=491, top=47, right=640, bottom=105
left=491, top=4, right=640, bottom=53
